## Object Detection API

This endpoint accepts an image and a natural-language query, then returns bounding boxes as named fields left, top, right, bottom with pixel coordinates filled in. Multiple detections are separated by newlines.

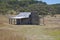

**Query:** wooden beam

left=14, top=19, right=15, bottom=25
left=11, top=19, right=12, bottom=24
left=9, top=18, right=10, bottom=24
left=20, top=19, right=21, bottom=24
left=16, top=19, right=17, bottom=24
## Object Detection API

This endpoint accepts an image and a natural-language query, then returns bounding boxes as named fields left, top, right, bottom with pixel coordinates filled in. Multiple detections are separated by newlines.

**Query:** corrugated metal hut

left=9, top=12, right=39, bottom=25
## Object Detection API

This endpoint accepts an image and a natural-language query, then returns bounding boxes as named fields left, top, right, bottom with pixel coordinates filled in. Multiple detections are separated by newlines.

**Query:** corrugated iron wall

left=31, top=11, right=40, bottom=25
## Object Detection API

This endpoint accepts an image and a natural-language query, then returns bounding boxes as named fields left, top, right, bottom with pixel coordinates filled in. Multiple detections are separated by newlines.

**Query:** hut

left=9, top=12, right=39, bottom=25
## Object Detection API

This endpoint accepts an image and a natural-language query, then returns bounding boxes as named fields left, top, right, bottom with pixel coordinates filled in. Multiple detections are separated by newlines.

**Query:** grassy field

left=0, top=15, right=60, bottom=40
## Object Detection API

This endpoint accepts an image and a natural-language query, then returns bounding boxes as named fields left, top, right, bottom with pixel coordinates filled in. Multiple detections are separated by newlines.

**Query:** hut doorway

left=16, top=19, right=21, bottom=25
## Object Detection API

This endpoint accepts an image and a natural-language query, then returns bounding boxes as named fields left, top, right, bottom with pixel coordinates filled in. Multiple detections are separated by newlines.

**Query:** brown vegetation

left=0, top=15, right=60, bottom=40
left=0, top=29, right=26, bottom=40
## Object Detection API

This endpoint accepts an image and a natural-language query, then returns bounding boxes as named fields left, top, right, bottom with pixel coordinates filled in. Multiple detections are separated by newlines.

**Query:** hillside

left=0, top=0, right=60, bottom=15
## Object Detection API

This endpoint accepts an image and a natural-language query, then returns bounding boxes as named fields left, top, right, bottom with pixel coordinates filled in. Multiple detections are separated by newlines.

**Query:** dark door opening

left=16, top=19, right=21, bottom=25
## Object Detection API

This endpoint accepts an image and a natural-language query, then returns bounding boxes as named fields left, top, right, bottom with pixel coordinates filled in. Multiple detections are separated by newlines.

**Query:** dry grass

left=0, top=28, right=26, bottom=40
left=0, top=15, right=60, bottom=40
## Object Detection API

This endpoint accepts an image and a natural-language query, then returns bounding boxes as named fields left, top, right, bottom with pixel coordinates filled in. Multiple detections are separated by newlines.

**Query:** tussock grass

left=0, top=15, right=60, bottom=40
left=0, top=28, right=26, bottom=40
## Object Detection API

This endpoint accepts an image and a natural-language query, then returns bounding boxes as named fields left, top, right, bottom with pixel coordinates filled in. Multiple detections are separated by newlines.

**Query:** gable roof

left=9, top=12, right=31, bottom=19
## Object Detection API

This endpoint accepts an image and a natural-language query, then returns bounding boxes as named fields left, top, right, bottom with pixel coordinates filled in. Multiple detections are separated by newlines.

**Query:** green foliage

left=0, top=0, right=60, bottom=16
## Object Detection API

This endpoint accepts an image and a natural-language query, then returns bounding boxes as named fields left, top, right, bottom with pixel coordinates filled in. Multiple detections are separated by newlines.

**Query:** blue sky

left=38, top=0, right=60, bottom=4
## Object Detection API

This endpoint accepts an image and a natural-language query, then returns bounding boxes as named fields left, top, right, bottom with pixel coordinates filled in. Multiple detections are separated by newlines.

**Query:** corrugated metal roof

left=10, top=12, right=31, bottom=19
left=16, top=12, right=31, bottom=17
